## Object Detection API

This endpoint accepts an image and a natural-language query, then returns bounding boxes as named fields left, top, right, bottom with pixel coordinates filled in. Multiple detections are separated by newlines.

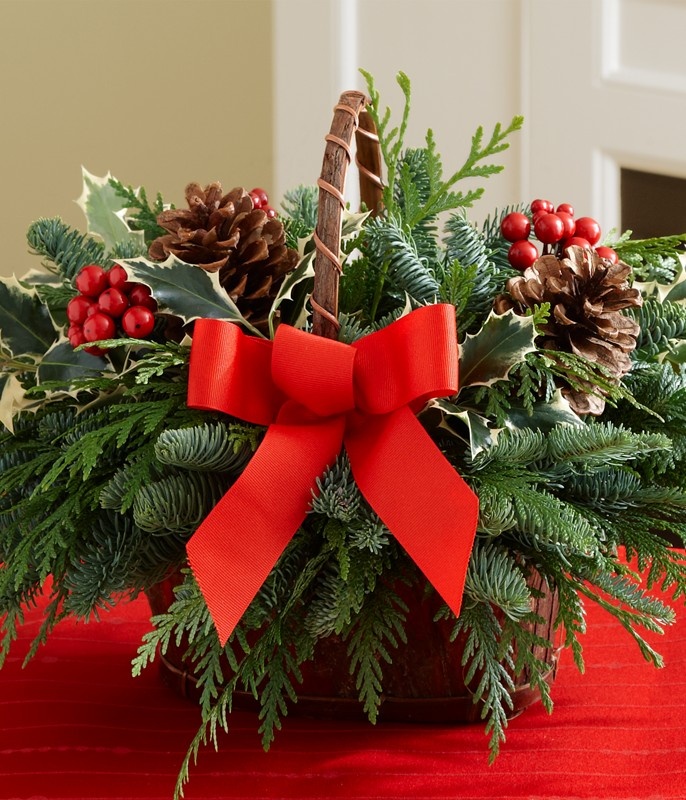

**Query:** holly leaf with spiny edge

left=76, top=167, right=145, bottom=252
left=36, top=339, right=108, bottom=386
left=119, top=255, right=263, bottom=337
left=0, top=277, right=60, bottom=357
left=458, top=309, right=538, bottom=389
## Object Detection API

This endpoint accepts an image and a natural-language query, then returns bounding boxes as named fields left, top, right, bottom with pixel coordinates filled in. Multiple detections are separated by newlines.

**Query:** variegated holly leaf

left=268, top=250, right=315, bottom=336
left=0, top=277, right=60, bottom=356
left=458, top=309, right=538, bottom=388
left=427, top=397, right=496, bottom=458
left=76, top=167, right=145, bottom=251
left=0, top=373, right=36, bottom=432
left=504, top=390, right=582, bottom=432
left=635, top=253, right=686, bottom=304
left=37, top=340, right=108, bottom=385
left=120, top=255, right=264, bottom=336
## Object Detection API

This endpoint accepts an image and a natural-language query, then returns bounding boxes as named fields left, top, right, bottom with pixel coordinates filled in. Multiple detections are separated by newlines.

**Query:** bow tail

left=345, top=406, right=479, bottom=618
left=187, top=408, right=346, bottom=646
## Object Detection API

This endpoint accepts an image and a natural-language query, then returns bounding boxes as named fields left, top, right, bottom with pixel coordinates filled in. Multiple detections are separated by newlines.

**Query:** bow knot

left=271, top=328, right=356, bottom=418
left=186, top=304, right=479, bottom=645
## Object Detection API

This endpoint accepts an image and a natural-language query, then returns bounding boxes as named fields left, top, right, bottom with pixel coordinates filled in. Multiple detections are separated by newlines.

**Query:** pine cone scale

left=494, top=245, right=643, bottom=414
left=149, top=182, right=298, bottom=333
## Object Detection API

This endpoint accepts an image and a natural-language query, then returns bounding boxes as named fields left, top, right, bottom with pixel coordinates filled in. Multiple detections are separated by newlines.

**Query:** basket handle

left=311, top=91, right=383, bottom=340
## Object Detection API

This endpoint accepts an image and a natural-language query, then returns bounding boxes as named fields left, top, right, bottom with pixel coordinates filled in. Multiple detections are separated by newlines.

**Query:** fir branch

left=545, top=421, right=671, bottom=468
left=464, top=540, right=532, bottom=620
left=132, top=470, right=228, bottom=534
left=26, top=218, right=106, bottom=280
left=154, top=422, right=254, bottom=474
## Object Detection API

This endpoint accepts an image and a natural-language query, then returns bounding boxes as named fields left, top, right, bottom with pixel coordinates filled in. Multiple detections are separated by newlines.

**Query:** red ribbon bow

left=186, top=303, right=479, bottom=645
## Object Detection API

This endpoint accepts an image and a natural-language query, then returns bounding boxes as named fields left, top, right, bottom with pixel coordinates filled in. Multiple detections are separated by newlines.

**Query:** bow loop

left=353, top=304, right=459, bottom=415
left=271, top=324, right=356, bottom=418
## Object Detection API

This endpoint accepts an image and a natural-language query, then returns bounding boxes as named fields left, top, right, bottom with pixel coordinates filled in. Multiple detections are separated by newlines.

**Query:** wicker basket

left=147, top=90, right=562, bottom=723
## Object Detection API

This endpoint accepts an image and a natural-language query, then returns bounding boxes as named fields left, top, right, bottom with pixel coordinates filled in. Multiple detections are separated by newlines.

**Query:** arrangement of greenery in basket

left=2, top=72, right=686, bottom=796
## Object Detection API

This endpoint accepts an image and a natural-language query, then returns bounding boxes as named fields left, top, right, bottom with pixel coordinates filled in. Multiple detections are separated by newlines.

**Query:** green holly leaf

left=76, top=167, right=145, bottom=251
left=427, top=398, right=495, bottom=458
left=37, top=340, right=108, bottom=385
left=504, top=390, right=582, bottom=432
left=120, top=255, right=264, bottom=336
left=458, top=309, right=538, bottom=388
left=0, top=277, right=60, bottom=356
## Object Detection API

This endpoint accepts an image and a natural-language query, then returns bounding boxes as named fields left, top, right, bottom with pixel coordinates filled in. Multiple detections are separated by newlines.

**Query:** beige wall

left=0, top=0, right=274, bottom=278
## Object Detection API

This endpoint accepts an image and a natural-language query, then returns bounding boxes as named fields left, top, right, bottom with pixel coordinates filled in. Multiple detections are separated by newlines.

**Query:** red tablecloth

left=1, top=580, right=685, bottom=800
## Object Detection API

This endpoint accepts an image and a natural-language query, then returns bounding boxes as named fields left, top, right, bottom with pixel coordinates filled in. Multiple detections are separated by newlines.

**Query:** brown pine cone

left=493, top=246, right=642, bottom=414
left=149, top=182, right=298, bottom=333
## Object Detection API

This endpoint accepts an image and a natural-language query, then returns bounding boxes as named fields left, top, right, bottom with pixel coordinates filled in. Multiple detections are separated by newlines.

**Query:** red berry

left=250, top=187, right=269, bottom=208
left=263, top=205, right=278, bottom=219
left=86, top=304, right=99, bottom=317
left=564, top=237, right=591, bottom=250
left=508, top=240, right=539, bottom=271
left=127, top=284, right=158, bottom=311
left=85, top=345, right=106, bottom=357
left=121, top=305, right=155, bottom=338
left=75, top=265, right=109, bottom=297
left=556, top=211, right=576, bottom=239
left=574, top=217, right=601, bottom=246
left=108, top=265, right=129, bottom=289
left=534, top=213, right=565, bottom=244
left=68, top=324, right=86, bottom=348
left=98, top=288, right=129, bottom=318
left=67, top=295, right=95, bottom=324
left=596, top=246, right=618, bottom=264
left=556, top=203, right=575, bottom=216
left=531, top=199, right=554, bottom=214
left=83, top=312, right=116, bottom=343
left=500, top=212, right=531, bottom=242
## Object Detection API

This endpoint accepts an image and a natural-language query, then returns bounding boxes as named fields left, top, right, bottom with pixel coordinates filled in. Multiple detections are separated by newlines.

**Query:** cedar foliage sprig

left=109, top=178, right=168, bottom=244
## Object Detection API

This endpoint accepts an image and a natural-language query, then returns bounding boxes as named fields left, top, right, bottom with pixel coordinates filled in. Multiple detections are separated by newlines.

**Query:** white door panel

left=526, top=0, right=686, bottom=233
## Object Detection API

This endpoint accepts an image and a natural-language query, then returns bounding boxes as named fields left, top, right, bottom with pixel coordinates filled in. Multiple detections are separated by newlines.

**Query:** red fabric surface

left=1, top=579, right=685, bottom=800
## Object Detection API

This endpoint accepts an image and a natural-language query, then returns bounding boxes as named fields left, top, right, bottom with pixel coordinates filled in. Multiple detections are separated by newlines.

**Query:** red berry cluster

left=67, top=264, right=158, bottom=355
left=501, top=200, right=618, bottom=271
left=248, top=187, right=277, bottom=218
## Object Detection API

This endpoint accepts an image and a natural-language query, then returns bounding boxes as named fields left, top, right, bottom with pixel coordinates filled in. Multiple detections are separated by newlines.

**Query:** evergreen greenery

left=2, top=70, right=686, bottom=800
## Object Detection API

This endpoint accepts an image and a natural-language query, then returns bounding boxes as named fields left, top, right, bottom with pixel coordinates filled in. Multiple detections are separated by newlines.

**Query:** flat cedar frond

left=108, top=178, right=167, bottom=244
left=345, top=582, right=408, bottom=724
left=614, top=233, right=686, bottom=282
left=452, top=601, right=514, bottom=762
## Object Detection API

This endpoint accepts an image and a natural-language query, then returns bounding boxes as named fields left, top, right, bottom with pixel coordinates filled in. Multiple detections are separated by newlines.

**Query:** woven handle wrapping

left=311, top=91, right=383, bottom=340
